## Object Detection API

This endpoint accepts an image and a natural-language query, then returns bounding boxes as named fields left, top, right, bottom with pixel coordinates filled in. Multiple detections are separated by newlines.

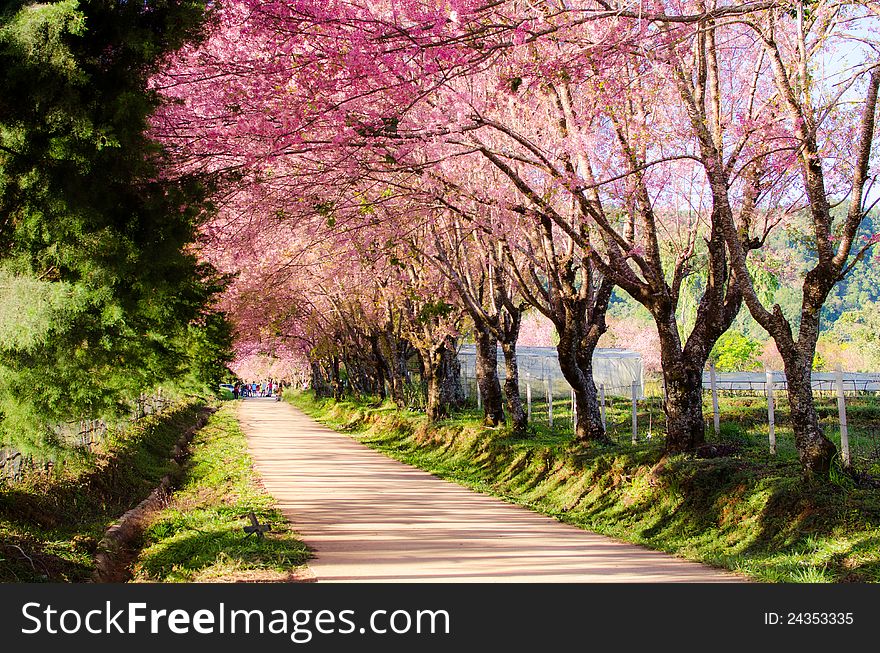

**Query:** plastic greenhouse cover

left=458, top=345, right=645, bottom=399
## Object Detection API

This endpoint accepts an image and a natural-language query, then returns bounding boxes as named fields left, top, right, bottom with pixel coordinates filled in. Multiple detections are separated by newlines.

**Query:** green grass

left=0, top=400, right=208, bottom=582
left=130, top=402, right=311, bottom=582
left=703, top=393, right=880, bottom=473
left=519, top=391, right=880, bottom=472
left=290, top=391, right=880, bottom=583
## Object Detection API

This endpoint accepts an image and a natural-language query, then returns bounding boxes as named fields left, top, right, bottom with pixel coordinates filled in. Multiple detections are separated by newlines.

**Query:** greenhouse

left=458, top=345, right=645, bottom=400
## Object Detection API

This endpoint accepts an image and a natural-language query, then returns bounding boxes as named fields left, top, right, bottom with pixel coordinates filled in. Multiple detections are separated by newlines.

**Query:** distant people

left=233, top=383, right=240, bottom=400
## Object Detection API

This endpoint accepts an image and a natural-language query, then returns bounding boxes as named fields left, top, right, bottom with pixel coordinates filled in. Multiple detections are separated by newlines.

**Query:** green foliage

left=822, top=300, right=880, bottom=371
left=0, top=270, right=78, bottom=350
left=0, top=0, right=230, bottom=450
left=710, top=331, right=763, bottom=372
left=180, top=309, right=234, bottom=392
left=747, top=256, right=782, bottom=307
left=417, top=299, right=454, bottom=323
left=771, top=212, right=880, bottom=326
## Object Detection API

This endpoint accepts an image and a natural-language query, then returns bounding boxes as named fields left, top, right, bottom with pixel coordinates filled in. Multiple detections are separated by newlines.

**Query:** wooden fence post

left=546, top=377, right=553, bottom=427
left=476, top=379, right=481, bottom=410
left=710, top=361, right=720, bottom=437
left=571, top=388, right=577, bottom=431
left=836, top=366, right=850, bottom=468
left=462, top=365, right=469, bottom=400
left=600, top=384, right=606, bottom=430
left=766, top=369, right=776, bottom=455
left=526, top=374, right=532, bottom=423
left=631, top=381, right=638, bottom=444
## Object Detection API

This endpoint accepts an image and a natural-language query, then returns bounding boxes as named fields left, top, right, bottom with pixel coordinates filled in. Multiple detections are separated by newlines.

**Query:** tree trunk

left=330, top=355, right=343, bottom=401
left=500, top=342, right=527, bottom=435
left=438, top=339, right=464, bottom=408
left=474, top=328, right=505, bottom=426
left=376, top=365, right=387, bottom=400
left=661, top=363, right=706, bottom=453
left=369, top=333, right=388, bottom=401
left=383, top=330, right=412, bottom=407
left=573, top=355, right=606, bottom=442
left=310, top=360, right=330, bottom=398
left=556, top=322, right=609, bottom=443
left=656, top=318, right=706, bottom=453
left=425, top=363, right=452, bottom=421
left=743, top=283, right=838, bottom=477
left=342, top=354, right=363, bottom=397
left=426, top=373, right=444, bottom=421
left=391, top=345, right=409, bottom=406
left=423, top=339, right=464, bottom=421
left=779, top=346, right=836, bottom=476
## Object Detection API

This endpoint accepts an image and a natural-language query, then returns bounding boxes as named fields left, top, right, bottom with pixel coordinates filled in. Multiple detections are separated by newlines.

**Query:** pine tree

left=0, top=1, right=228, bottom=452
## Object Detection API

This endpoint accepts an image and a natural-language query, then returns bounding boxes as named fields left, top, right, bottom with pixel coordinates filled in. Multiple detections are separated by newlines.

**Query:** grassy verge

left=130, top=402, right=311, bottom=582
left=290, top=391, right=880, bottom=583
left=0, top=400, right=208, bottom=582
left=499, top=391, right=880, bottom=476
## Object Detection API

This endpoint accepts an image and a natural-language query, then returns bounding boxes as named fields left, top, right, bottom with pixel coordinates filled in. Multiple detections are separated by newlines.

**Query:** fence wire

left=0, top=393, right=172, bottom=483
left=459, top=363, right=880, bottom=476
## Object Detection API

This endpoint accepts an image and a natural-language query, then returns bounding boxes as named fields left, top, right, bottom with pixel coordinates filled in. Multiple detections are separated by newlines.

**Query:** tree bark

left=341, top=353, right=363, bottom=397
left=654, top=315, right=706, bottom=452
left=556, top=316, right=610, bottom=444
left=380, top=326, right=412, bottom=407
left=474, top=328, right=505, bottom=426
left=330, top=355, right=343, bottom=400
left=769, top=311, right=837, bottom=476
left=572, top=352, right=606, bottom=443
left=438, top=339, right=464, bottom=408
left=424, top=338, right=464, bottom=421
left=425, top=374, right=443, bottom=421
left=661, top=362, right=706, bottom=453
left=370, top=334, right=388, bottom=400
left=785, top=359, right=836, bottom=476
left=500, top=342, right=527, bottom=435
left=309, top=360, right=330, bottom=398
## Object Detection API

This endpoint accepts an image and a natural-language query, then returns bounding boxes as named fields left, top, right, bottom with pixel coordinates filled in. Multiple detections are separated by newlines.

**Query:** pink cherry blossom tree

left=653, top=1, right=880, bottom=475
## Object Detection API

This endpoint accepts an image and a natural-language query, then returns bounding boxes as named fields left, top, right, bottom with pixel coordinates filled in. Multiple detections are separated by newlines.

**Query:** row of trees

left=0, top=0, right=231, bottom=455
left=155, top=0, right=880, bottom=478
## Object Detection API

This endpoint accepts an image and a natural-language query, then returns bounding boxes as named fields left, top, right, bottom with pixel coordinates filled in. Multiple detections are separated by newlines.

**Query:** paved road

left=239, top=399, right=741, bottom=582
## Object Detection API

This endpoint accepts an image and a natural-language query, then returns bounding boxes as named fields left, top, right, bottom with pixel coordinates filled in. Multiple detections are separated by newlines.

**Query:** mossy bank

left=0, top=400, right=209, bottom=582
